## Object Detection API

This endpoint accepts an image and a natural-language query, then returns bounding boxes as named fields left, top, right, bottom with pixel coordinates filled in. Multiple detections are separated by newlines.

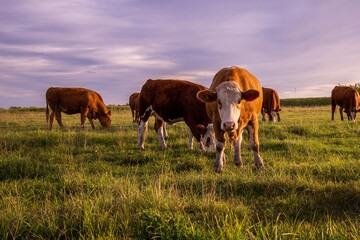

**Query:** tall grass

left=0, top=105, right=359, bottom=239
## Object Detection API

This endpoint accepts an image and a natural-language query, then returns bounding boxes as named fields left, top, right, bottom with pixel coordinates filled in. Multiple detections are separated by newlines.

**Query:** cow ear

left=241, top=89, right=259, bottom=102
left=107, top=111, right=112, bottom=116
left=196, top=124, right=206, bottom=135
left=197, top=90, right=217, bottom=103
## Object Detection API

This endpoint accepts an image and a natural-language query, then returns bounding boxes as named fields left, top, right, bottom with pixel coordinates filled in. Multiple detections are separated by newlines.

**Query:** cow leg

left=187, top=131, right=194, bottom=149
left=339, top=107, right=344, bottom=121
left=137, top=120, right=148, bottom=150
left=55, top=111, right=65, bottom=130
left=80, top=108, right=90, bottom=129
left=137, top=105, right=152, bottom=150
left=49, top=112, right=55, bottom=130
left=88, top=116, right=95, bottom=129
left=246, top=121, right=264, bottom=169
left=261, top=109, right=266, bottom=121
left=214, top=121, right=226, bottom=173
left=331, top=104, right=336, bottom=120
left=163, top=123, right=169, bottom=140
left=154, top=118, right=167, bottom=150
left=233, top=130, right=243, bottom=167
left=277, top=112, right=281, bottom=122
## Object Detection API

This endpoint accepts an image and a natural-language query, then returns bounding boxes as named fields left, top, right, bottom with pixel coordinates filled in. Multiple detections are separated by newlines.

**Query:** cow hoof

left=255, top=163, right=265, bottom=170
left=234, top=161, right=243, bottom=167
left=213, top=164, right=223, bottom=173
left=137, top=146, right=145, bottom=150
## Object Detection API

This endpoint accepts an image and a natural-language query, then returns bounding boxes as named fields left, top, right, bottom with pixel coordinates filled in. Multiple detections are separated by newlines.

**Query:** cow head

left=196, top=124, right=216, bottom=152
left=197, top=81, right=259, bottom=132
left=99, top=111, right=112, bottom=128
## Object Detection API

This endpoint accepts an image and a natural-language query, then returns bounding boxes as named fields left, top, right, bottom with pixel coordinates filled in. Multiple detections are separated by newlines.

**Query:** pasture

left=0, top=104, right=359, bottom=239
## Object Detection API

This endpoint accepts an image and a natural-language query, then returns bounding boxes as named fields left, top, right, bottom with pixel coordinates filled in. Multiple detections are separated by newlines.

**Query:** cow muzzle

left=223, top=121, right=236, bottom=131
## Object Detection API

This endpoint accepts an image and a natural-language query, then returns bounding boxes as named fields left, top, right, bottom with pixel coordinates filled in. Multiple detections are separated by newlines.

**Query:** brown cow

left=197, top=66, right=264, bottom=173
left=129, top=92, right=140, bottom=123
left=261, top=87, right=281, bottom=122
left=137, top=79, right=215, bottom=152
left=46, top=87, right=112, bottom=130
left=331, top=86, right=360, bottom=121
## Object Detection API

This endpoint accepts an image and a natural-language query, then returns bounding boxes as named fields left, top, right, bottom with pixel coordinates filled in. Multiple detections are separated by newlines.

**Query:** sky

left=1, top=0, right=360, bottom=108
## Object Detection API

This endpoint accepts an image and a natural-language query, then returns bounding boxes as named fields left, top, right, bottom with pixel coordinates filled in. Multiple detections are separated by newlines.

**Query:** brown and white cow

left=46, top=87, right=112, bottom=130
left=129, top=92, right=140, bottom=123
left=261, top=87, right=281, bottom=122
left=331, top=86, right=360, bottom=121
left=197, top=66, right=264, bottom=173
left=137, top=79, right=215, bottom=152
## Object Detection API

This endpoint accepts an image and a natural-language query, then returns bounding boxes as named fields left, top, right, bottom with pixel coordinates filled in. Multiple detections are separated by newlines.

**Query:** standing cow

left=331, top=86, right=360, bottom=121
left=137, top=79, right=215, bottom=152
left=262, top=87, right=281, bottom=122
left=197, top=66, right=264, bottom=173
left=46, top=87, right=112, bottom=130
left=129, top=92, right=140, bottom=123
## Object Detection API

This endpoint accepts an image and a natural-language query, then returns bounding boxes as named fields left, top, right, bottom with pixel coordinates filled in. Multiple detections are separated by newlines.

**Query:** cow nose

left=223, top=122, right=235, bottom=130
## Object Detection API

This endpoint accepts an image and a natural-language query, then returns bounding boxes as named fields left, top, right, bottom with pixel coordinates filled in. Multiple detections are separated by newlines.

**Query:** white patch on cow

left=187, top=131, right=194, bottom=149
left=201, top=124, right=216, bottom=152
left=137, top=120, right=148, bottom=149
left=270, top=111, right=277, bottom=122
left=141, top=106, right=153, bottom=119
left=216, top=81, right=242, bottom=131
left=163, top=125, right=169, bottom=139
left=214, top=141, right=226, bottom=173
left=156, top=126, right=167, bottom=149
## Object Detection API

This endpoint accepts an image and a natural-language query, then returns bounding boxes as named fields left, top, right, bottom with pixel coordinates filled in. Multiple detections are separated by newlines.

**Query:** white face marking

left=201, top=124, right=216, bottom=152
left=270, top=111, right=277, bottom=122
left=216, top=82, right=242, bottom=131
left=350, top=111, right=356, bottom=120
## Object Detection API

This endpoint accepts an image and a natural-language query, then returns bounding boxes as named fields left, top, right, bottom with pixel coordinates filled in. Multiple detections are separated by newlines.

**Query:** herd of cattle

left=45, top=66, right=360, bottom=172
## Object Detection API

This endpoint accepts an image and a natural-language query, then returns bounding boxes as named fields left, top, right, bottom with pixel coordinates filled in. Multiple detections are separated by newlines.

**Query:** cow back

left=139, top=79, right=210, bottom=124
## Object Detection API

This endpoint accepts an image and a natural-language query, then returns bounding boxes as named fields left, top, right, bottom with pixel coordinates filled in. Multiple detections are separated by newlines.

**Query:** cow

left=46, top=87, right=112, bottom=130
left=197, top=66, right=264, bottom=173
left=261, top=87, right=281, bottom=122
left=137, top=79, right=215, bottom=152
left=331, top=86, right=360, bottom=121
left=129, top=92, right=140, bottom=123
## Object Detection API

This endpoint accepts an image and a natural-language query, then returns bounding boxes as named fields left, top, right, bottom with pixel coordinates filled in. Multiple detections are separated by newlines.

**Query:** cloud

left=1, top=0, right=360, bottom=107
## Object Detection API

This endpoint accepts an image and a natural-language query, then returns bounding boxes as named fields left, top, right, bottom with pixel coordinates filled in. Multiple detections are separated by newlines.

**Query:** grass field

left=0, top=104, right=359, bottom=239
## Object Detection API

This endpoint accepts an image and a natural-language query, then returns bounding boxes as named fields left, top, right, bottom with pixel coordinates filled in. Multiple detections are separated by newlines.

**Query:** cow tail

left=46, top=98, right=49, bottom=122
left=352, top=90, right=357, bottom=112
left=271, top=91, right=276, bottom=112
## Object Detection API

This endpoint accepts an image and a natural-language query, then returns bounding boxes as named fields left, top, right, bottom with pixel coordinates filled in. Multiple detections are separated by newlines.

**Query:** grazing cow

left=46, top=87, right=112, bottom=130
left=261, top=87, right=281, bottom=122
left=129, top=92, right=140, bottom=123
left=331, top=86, right=360, bottom=121
left=137, top=79, right=215, bottom=152
left=197, top=66, right=264, bottom=173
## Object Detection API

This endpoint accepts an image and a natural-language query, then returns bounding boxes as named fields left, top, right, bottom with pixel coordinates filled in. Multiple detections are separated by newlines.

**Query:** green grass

left=0, top=105, right=359, bottom=239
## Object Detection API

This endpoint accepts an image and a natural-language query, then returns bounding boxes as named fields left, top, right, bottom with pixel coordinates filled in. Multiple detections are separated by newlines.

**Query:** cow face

left=196, top=124, right=216, bottom=152
left=99, top=111, right=112, bottom=128
left=197, top=81, right=259, bottom=132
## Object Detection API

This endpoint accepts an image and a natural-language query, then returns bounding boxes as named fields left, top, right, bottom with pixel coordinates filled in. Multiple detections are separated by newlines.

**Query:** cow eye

left=217, top=99, right=222, bottom=109
left=237, top=98, right=241, bottom=104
